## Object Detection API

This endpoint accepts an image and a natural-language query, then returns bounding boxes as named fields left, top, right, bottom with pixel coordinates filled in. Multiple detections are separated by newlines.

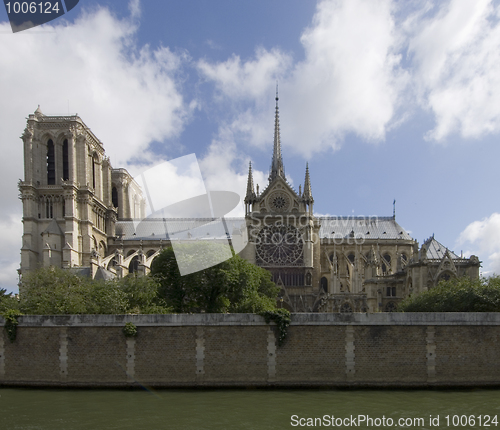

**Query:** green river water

left=1, top=388, right=499, bottom=429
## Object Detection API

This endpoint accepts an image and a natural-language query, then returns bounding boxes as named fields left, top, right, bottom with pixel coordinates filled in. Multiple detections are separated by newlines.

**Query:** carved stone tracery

left=256, top=224, right=304, bottom=266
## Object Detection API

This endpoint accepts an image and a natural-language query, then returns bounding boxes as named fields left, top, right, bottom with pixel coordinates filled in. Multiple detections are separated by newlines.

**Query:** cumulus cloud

left=0, top=216, right=22, bottom=292
left=198, top=0, right=500, bottom=152
left=0, top=3, right=191, bottom=290
left=285, top=0, right=407, bottom=154
left=0, top=5, right=190, bottom=184
left=199, top=126, right=268, bottom=217
left=456, top=213, right=500, bottom=275
left=407, top=0, right=500, bottom=141
left=198, top=0, right=408, bottom=157
left=198, top=47, right=292, bottom=101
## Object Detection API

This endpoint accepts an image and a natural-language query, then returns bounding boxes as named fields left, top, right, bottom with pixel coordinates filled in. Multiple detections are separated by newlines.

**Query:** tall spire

left=269, top=83, right=285, bottom=182
left=303, top=162, right=313, bottom=203
left=245, top=161, right=256, bottom=203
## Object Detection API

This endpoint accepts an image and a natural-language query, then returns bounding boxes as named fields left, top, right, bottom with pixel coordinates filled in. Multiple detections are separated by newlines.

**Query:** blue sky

left=1, top=0, right=500, bottom=291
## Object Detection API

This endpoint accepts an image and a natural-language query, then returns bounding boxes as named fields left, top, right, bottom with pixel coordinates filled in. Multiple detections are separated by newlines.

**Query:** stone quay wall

left=1, top=313, right=500, bottom=388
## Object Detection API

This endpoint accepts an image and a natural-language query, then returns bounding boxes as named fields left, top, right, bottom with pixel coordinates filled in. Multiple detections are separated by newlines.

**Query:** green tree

left=19, top=267, right=128, bottom=314
left=0, top=288, right=19, bottom=313
left=150, top=245, right=279, bottom=313
left=398, top=276, right=500, bottom=312
left=114, top=275, right=170, bottom=314
left=18, top=266, right=171, bottom=315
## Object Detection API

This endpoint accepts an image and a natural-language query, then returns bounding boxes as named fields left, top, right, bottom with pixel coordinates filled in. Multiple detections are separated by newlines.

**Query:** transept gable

left=256, top=176, right=301, bottom=214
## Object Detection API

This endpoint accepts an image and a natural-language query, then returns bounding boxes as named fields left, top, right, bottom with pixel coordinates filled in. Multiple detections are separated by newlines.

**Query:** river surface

left=1, top=388, right=499, bottom=429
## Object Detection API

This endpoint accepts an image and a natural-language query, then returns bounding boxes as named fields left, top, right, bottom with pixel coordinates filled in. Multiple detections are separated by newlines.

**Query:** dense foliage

left=259, top=309, right=291, bottom=346
left=151, top=245, right=279, bottom=313
left=0, top=288, right=19, bottom=313
left=398, top=276, right=500, bottom=312
left=4, top=247, right=279, bottom=316
left=14, top=266, right=169, bottom=315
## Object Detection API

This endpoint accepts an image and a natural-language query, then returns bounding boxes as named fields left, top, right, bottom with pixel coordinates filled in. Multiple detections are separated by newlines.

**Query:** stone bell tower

left=19, top=107, right=117, bottom=277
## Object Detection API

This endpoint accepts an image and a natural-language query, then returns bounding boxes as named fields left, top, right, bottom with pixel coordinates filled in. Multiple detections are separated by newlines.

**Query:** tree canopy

left=151, top=245, right=279, bottom=313
left=398, top=276, right=500, bottom=312
left=4, top=246, right=279, bottom=315
left=15, top=266, right=169, bottom=315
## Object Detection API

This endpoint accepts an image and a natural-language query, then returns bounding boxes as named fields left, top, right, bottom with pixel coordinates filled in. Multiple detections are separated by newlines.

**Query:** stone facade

left=19, top=101, right=480, bottom=312
left=1, top=313, right=500, bottom=388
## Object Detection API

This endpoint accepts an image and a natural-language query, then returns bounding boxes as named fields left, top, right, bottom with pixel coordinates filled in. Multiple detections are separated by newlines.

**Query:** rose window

left=267, top=191, right=291, bottom=212
left=256, top=225, right=304, bottom=266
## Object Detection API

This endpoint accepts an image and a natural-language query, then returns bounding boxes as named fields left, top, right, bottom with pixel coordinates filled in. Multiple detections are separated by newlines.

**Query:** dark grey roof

left=116, top=218, right=247, bottom=241
left=94, top=266, right=116, bottom=281
left=116, top=216, right=412, bottom=242
left=318, top=216, right=413, bottom=240
left=423, top=236, right=460, bottom=259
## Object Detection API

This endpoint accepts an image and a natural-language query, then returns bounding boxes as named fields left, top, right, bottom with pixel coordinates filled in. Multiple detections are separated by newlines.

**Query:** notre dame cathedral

left=19, top=97, right=480, bottom=312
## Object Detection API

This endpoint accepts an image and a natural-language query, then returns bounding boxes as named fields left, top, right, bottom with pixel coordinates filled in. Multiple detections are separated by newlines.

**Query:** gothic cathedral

left=19, top=98, right=480, bottom=312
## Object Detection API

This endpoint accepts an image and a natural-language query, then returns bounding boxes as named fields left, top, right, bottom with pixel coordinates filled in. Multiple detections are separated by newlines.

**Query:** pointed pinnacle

left=245, top=161, right=256, bottom=203
left=303, top=162, right=313, bottom=202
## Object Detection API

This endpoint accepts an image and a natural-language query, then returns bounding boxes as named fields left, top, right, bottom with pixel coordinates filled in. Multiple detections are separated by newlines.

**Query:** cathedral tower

left=18, top=107, right=143, bottom=278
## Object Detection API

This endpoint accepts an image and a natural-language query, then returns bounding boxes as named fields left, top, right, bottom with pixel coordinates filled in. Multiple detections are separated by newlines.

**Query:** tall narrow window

left=45, top=197, right=53, bottom=218
left=62, top=139, right=69, bottom=180
left=47, top=139, right=55, bottom=185
left=92, top=154, right=97, bottom=189
left=112, top=186, right=118, bottom=208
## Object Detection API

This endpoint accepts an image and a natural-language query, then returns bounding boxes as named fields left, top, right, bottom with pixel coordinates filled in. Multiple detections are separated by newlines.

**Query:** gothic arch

left=98, top=240, right=106, bottom=256
left=436, top=270, right=455, bottom=284
left=320, top=276, right=328, bottom=292
left=129, top=256, right=140, bottom=274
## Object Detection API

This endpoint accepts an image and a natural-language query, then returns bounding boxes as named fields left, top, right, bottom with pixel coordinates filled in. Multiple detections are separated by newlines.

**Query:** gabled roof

left=423, top=236, right=460, bottom=259
left=41, top=219, right=63, bottom=236
left=116, top=218, right=247, bottom=241
left=318, top=216, right=413, bottom=240
left=116, top=216, right=413, bottom=242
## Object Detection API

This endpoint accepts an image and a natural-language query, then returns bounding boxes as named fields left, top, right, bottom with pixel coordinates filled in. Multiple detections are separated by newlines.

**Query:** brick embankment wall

left=1, top=313, right=500, bottom=388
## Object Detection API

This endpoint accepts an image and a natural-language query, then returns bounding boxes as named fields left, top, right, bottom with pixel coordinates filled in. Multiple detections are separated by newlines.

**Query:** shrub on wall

left=259, top=309, right=291, bottom=346
left=2, top=309, right=23, bottom=342
left=122, top=322, right=138, bottom=338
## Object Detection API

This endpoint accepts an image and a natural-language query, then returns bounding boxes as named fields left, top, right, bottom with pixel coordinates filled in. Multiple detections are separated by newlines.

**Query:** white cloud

left=198, top=47, right=292, bottom=101
left=0, top=6, right=190, bottom=173
left=456, top=213, right=500, bottom=275
left=407, top=0, right=500, bottom=141
left=198, top=0, right=408, bottom=157
left=0, top=4, right=191, bottom=288
left=0, top=215, right=22, bottom=292
left=199, top=126, right=267, bottom=217
left=284, top=0, right=407, bottom=155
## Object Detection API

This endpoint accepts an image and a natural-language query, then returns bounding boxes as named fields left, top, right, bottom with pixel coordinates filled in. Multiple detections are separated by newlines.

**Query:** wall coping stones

left=1, top=312, right=500, bottom=327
